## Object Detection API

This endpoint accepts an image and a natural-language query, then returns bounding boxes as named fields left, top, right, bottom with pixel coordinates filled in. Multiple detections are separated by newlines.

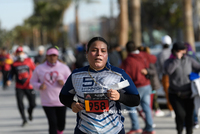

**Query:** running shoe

left=126, top=129, right=143, bottom=134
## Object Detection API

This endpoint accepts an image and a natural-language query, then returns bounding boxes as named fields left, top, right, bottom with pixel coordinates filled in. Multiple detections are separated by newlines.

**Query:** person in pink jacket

left=30, top=46, right=71, bottom=134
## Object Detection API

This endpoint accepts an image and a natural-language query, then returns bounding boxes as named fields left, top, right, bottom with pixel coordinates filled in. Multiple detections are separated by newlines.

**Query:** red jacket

left=120, top=52, right=156, bottom=88
left=0, top=54, right=13, bottom=71
left=10, top=58, right=35, bottom=89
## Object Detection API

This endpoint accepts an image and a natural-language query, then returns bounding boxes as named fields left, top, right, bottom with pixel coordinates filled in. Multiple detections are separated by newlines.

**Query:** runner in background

left=0, top=47, right=13, bottom=89
left=7, top=46, right=36, bottom=127
left=30, top=46, right=71, bottom=134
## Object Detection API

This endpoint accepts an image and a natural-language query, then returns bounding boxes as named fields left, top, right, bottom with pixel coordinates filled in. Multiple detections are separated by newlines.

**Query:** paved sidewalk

left=0, top=84, right=200, bottom=134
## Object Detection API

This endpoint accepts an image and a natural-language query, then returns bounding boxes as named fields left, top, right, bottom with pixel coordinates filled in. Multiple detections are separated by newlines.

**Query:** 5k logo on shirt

left=82, top=77, right=105, bottom=87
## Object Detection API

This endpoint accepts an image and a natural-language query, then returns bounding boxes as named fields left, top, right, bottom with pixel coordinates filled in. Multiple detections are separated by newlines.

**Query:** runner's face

left=87, top=41, right=108, bottom=71
left=46, top=54, right=58, bottom=63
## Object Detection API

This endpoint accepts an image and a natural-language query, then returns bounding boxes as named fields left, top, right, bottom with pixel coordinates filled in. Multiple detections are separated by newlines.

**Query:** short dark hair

left=172, top=42, right=186, bottom=52
left=87, top=37, right=109, bottom=52
left=126, top=41, right=137, bottom=53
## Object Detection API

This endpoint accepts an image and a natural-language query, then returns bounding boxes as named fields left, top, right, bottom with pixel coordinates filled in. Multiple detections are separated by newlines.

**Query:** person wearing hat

left=164, top=42, right=200, bottom=134
left=30, top=46, right=71, bottom=134
left=7, top=46, right=36, bottom=127
left=157, top=35, right=175, bottom=118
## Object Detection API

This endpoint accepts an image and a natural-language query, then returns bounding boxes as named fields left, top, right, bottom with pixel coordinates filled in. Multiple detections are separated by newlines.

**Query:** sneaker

left=194, top=124, right=199, bottom=129
left=166, top=111, right=175, bottom=118
left=170, top=111, right=175, bottom=118
left=126, top=129, right=143, bottom=134
left=154, top=109, right=165, bottom=117
left=21, top=121, right=28, bottom=127
left=142, top=130, right=155, bottom=134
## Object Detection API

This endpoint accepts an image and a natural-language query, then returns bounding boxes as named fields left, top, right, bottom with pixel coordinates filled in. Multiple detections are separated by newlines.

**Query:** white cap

left=161, top=35, right=172, bottom=45
left=38, top=45, right=45, bottom=51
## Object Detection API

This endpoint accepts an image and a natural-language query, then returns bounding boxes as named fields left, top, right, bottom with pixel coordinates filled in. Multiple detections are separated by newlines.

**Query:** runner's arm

left=118, top=93, right=140, bottom=107
left=118, top=69, right=140, bottom=107
left=59, top=94, right=76, bottom=108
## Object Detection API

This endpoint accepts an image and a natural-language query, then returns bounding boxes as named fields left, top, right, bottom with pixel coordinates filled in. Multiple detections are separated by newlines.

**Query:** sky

left=0, top=0, right=119, bottom=31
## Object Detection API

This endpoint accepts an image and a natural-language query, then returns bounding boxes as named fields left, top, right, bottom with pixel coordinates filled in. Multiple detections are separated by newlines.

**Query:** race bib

left=84, top=93, right=109, bottom=113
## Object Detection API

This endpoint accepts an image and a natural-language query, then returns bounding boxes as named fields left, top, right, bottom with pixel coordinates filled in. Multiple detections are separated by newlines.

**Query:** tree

left=138, top=0, right=184, bottom=45
left=130, top=0, right=141, bottom=47
left=182, top=0, right=195, bottom=51
left=25, top=0, right=72, bottom=48
left=118, top=0, right=128, bottom=47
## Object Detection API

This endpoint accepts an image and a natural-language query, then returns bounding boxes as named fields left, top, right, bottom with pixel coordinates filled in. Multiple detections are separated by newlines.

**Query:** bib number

left=84, top=93, right=109, bottom=113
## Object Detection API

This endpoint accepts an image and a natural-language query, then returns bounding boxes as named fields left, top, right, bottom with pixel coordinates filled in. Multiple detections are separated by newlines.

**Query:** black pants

left=43, top=106, right=67, bottom=134
left=16, top=88, right=36, bottom=122
left=2, top=70, right=10, bottom=89
left=169, top=93, right=194, bottom=134
left=74, top=126, right=125, bottom=134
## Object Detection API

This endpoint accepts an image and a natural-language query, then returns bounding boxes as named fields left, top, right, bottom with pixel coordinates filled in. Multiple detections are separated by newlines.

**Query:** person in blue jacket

left=59, top=37, right=140, bottom=134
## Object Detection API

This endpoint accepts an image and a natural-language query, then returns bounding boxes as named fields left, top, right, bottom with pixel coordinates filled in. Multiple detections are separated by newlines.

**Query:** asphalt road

left=0, top=83, right=200, bottom=134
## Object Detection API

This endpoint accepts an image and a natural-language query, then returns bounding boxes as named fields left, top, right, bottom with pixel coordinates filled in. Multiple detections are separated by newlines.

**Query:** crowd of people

left=0, top=35, right=199, bottom=134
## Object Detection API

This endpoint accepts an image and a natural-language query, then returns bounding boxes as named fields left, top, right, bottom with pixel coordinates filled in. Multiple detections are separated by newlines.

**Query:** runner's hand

left=39, top=82, right=46, bottom=90
left=6, top=80, right=11, bottom=86
left=71, top=102, right=84, bottom=113
left=57, top=79, right=64, bottom=86
left=107, top=89, right=120, bottom=101
left=141, top=68, right=148, bottom=75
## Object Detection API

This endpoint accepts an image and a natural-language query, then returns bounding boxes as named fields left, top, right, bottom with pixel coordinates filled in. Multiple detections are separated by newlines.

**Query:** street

left=0, top=83, right=200, bottom=134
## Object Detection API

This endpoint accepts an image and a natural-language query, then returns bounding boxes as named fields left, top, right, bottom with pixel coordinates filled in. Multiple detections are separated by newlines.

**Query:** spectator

left=164, top=42, right=200, bottom=134
left=121, top=41, right=156, bottom=134
left=142, top=47, right=165, bottom=117
left=74, top=43, right=88, bottom=69
left=108, top=44, right=122, bottom=67
left=60, top=47, right=76, bottom=71
left=157, top=35, right=174, bottom=118
left=34, top=45, right=46, bottom=66
left=185, top=42, right=199, bottom=129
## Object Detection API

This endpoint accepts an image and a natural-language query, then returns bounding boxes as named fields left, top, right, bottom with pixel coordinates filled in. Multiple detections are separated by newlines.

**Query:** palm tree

left=25, top=0, right=72, bottom=47
left=182, top=0, right=195, bottom=51
left=118, top=0, right=128, bottom=47
left=130, top=0, right=141, bottom=47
